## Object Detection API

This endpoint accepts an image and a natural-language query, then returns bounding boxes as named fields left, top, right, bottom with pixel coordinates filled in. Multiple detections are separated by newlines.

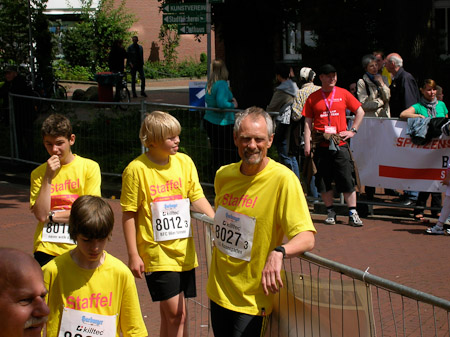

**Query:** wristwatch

left=274, top=245, right=286, bottom=258
left=350, top=127, right=358, bottom=133
left=48, top=211, right=55, bottom=223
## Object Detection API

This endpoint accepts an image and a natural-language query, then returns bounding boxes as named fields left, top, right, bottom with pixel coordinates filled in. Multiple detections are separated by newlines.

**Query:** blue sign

left=189, top=81, right=206, bottom=110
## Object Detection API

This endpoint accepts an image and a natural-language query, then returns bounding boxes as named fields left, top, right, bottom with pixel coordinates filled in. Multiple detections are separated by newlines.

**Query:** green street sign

left=163, top=14, right=206, bottom=24
left=178, top=24, right=207, bottom=35
left=162, top=3, right=207, bottom=13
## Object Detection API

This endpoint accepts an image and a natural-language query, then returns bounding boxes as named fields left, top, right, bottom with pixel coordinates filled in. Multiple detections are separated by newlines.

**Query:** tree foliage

left=62, top=0, right=136, bottom=72
left=159, top=24, right=180, bottom=65
left=0, top=0, right=51, bottom=69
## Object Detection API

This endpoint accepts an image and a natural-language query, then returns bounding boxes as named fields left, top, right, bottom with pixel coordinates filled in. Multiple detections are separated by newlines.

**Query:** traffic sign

left=162, top=3, right=207, bottom=13
left=163, top=14, right=206, bottom=24
left=178, top=24, right=207, bottom=35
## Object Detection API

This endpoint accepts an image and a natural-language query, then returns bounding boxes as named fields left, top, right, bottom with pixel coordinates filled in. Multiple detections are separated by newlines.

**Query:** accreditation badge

left=214, top=206, right=255, bottom=261
left=151, top=198, right=191, bottom=241
left=58, top=307, right=117, bottom=337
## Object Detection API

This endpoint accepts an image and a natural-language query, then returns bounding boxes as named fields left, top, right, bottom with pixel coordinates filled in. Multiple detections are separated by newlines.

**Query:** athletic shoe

left=426, top=225, right=445, bottom=235
left=349, top=212, right=363, bottom=227
left=325, top=210, right=336, bottom=225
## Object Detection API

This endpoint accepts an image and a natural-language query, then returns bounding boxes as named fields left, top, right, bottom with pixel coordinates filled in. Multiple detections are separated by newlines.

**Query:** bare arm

left=32, top=155, right=67, bottom=223
left=261, top=231, right=315, bottom=295
left=122, top=211, right=144, bottom=279
left=191, top=197, right=215, bottom=218
left=399, top=106, right=422, bottom=119
left=339, top=106, right=365, bottom=141
left=304, top=117, right=313, bottom=157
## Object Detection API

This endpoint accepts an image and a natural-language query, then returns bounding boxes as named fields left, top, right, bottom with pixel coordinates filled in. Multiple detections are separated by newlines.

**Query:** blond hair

left=139, top=111, right=181, bottom=148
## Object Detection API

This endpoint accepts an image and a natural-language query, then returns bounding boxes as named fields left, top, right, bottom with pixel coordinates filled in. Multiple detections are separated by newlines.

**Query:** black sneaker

left=141, top=91, right=147, bottom=97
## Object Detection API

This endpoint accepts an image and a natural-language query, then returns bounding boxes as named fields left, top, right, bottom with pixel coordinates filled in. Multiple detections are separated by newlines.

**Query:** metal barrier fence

left=189, top=213, right=450, bottom=337
left=2, top=93, right=241, bottom=185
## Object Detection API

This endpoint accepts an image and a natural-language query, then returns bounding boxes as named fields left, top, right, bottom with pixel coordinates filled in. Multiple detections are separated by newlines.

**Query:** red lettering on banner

left=395, top=138, right=450, bottom=149
left=379, top=166, right=445, bottom=180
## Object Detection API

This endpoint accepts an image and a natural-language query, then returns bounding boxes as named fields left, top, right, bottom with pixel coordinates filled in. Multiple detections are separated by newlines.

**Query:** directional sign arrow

left=162, top=3, right=207, bottom=13
left=163, top=14, right=206, bottom=24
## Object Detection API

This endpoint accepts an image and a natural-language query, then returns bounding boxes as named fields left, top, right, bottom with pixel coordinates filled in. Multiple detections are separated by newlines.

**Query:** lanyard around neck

left=321, top=87, right=336, bottom=126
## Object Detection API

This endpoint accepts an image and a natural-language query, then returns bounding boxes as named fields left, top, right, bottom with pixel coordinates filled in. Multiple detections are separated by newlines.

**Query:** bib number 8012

left=46, top=222, right=66, bottom=234
left=155, top=216, right=187, bottom=231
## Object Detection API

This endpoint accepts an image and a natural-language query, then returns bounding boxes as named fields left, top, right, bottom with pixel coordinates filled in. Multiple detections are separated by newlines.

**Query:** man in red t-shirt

left=303, top=64, right=365, bottom=227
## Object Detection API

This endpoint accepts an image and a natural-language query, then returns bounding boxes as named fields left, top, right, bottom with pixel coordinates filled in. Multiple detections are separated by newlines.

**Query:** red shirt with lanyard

left=302, top=86, right=361, bottom=146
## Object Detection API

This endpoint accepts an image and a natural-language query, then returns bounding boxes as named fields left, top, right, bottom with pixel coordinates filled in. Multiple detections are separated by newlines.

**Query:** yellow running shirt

left=120, top=152, right=205, bottom=272
left=30, top=155, right=101, bottom=256
left=42, top=251, right=147, bottom=337
left=207, top=159, right=316, bottom=316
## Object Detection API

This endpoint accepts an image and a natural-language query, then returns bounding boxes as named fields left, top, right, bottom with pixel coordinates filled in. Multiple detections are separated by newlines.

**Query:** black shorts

left=34, top=251, right=56, bottom=267
left=313, top=145, right=356, bottom=194
left=145, top=269, right=196, bottom=302
left=210, top=300, right=270, bottom=337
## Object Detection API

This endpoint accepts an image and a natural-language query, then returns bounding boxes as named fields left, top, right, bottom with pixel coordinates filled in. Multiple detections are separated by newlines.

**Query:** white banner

left=351, top=118, right=450, bottom=192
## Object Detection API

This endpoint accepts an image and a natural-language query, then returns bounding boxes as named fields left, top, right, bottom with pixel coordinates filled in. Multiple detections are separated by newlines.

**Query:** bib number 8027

left=216, top=222, right=248, bottom=249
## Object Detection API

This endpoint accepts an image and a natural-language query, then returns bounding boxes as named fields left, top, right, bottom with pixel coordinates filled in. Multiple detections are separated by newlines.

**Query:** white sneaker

left=349, top=212, right=363, bottom=227
left=426, top=225, right=445, bottom=235
left=325, top=210, right=336, bottom=225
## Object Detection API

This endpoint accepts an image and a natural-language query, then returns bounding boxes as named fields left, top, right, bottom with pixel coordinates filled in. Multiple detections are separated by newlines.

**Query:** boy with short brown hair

left=30, top=113, right=101, bottom=266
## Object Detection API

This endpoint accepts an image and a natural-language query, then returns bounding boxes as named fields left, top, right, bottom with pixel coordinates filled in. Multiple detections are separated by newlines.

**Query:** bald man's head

left=0, top=248, right=49, bottom=337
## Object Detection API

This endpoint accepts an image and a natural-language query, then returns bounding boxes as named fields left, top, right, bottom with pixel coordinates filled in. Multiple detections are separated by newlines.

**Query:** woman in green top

left=400, top=78, right=448, bottom=219
left=400, top=78, right=448, bottom=119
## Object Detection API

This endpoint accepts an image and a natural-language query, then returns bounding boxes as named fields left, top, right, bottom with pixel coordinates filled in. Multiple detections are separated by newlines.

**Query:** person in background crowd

left=357, top=54, right=396, bottom=199
left=437, top=85, right=444, bottom=102
left=373, top=50, right=392, bottom=85
left=127, top=36, right=146, bottom=98
left=303, top=64, right=365, bottom=227
left=386, top=52, right=420, bottom=205
left=266, top=63, right=300, bottom=178
left=400, top=79, right=448, bottom=219
left=204, top=59, right=239, bottom=173
left=292, top=67, right=321, bottom=198
left=0, top=66, right=33, bottom=157
left=109, top=39, right=127, bottom=101
left=385, top=53, right=420, bottom=117
left=0, top=247, right=50, bottom=337
left=349, top=82, right=357, bottom=97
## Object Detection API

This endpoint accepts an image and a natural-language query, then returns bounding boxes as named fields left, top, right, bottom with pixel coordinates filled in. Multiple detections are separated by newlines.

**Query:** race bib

left=42, top=222, right=74, bottom=244
left=214, top=206, right=255, bottom=261
left=58, top=307, right=116, bottom=337
left=151, top=198, right=191, bottom=241
left=324, top=125, right=337, bottom=134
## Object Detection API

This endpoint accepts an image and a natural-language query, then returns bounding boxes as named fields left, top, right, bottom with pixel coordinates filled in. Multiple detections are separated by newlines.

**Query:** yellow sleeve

left=83, top=160, right=102, bottom=197
left=118, top=269, right=148, bottom=337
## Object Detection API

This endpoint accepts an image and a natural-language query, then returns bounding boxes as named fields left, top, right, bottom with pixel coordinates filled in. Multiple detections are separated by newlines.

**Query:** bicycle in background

left=115, top=72, right=130, bottom=110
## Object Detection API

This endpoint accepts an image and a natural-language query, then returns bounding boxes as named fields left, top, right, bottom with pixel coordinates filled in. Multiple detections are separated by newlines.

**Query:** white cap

left=300, top=67, right=315, bottom=81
